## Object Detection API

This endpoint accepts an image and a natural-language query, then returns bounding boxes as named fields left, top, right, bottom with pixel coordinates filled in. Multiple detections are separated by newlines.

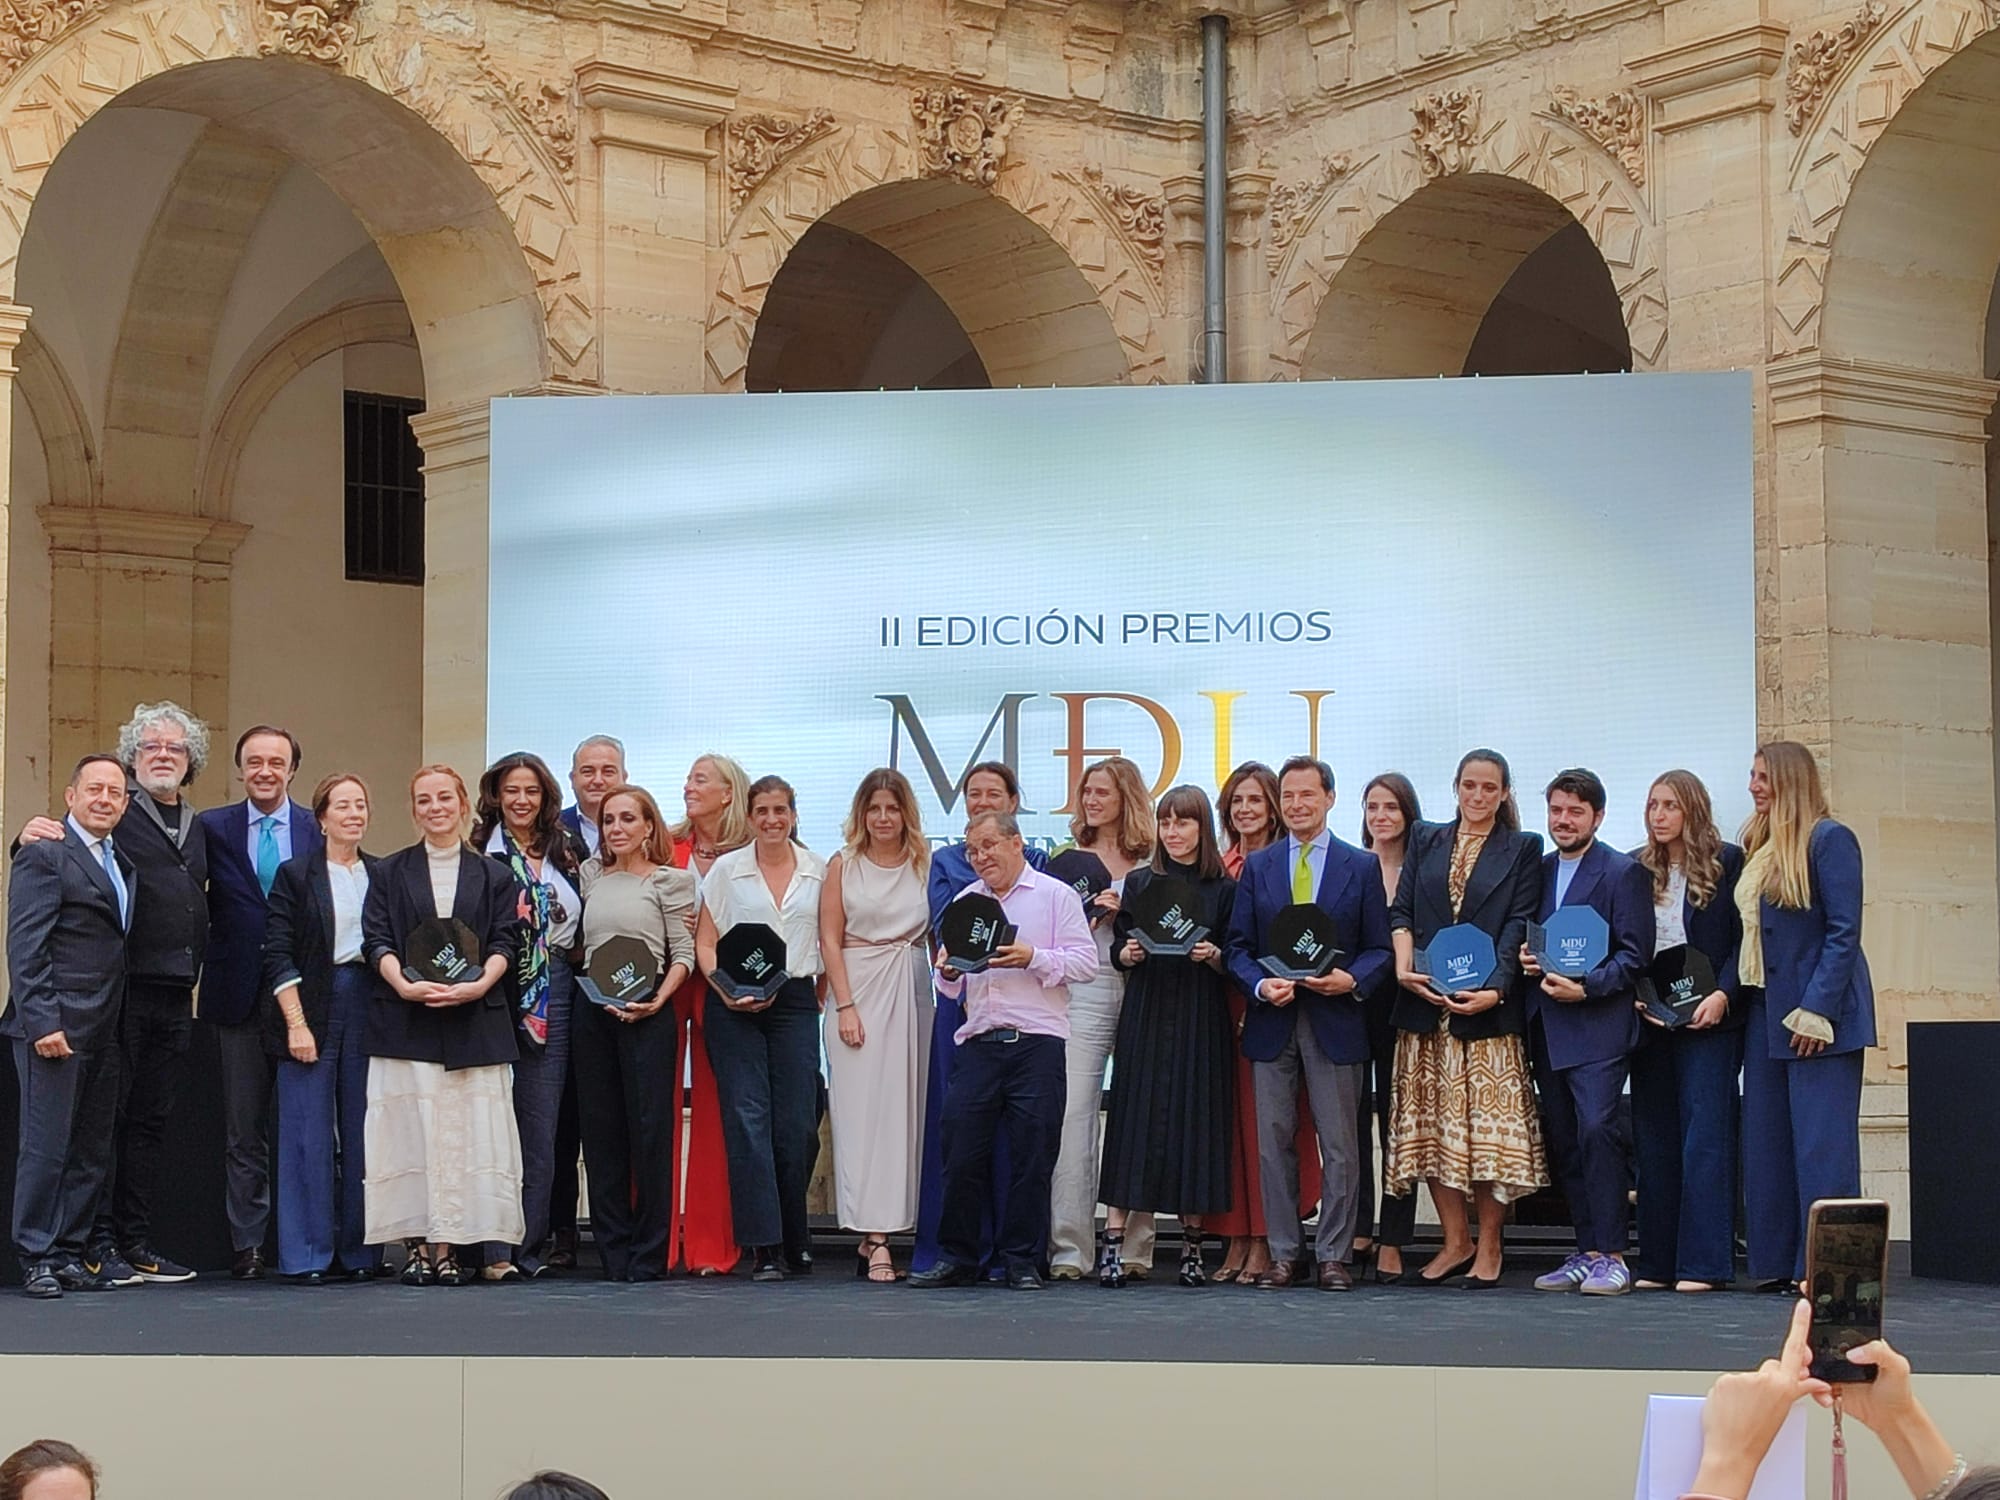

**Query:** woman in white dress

left=361, top=764, right=526, bottom=1286
left=1048, top=755, right=1155, bottom=1281
left=819, top=768, right=933, bottom=1282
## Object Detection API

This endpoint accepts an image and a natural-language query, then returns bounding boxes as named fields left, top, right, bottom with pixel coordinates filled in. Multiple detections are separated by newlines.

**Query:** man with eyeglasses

left=17, top=701, right=212, bottom=1287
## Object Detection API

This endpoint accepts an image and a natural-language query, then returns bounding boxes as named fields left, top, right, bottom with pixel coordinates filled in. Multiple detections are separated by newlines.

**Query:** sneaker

left=88, top=1246, right=145, bottom=1288
left=1580, top=1256, right=1632, bottom=1297
left=123, top=1244, right=196, bottom=1284
left=53, top=1258, right=119, bottom=1292
left=1533, top=1252, right=1592, bottom=1292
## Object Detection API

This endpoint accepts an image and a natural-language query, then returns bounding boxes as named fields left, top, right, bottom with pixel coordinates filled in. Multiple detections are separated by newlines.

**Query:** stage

left=1, top=1247, right=1992, bottom=1499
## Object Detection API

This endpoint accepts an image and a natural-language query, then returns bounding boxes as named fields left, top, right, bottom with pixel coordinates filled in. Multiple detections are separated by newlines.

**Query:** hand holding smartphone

left=1803, top=1197, right=1889, bottom=1384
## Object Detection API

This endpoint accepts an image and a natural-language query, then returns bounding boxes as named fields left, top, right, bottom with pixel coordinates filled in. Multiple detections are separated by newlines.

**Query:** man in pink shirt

left=909, top=809, right=1097, bottom=1291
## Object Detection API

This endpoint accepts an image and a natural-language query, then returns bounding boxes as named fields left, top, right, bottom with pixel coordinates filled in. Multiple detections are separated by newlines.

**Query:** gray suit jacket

left=3, top=832, right=134, bottom=1047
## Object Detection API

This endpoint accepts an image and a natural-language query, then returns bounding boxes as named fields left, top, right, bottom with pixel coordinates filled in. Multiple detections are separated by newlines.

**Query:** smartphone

left=1803, top=1198, right=1889, bottom=1383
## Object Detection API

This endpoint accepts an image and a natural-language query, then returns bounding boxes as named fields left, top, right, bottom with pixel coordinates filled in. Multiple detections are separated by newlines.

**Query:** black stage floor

left=5, top=1246, right=1996, bottom=1372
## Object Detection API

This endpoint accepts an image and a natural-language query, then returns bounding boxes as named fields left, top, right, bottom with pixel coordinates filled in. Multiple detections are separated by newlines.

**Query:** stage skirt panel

left=364, top=1058, right=526, bottom=1246
left=1384, top=1029, right=1547, bottom=1204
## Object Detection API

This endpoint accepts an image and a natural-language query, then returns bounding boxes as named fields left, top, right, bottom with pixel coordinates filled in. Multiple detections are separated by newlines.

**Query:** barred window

left=343, top=391, right=426, bottom=586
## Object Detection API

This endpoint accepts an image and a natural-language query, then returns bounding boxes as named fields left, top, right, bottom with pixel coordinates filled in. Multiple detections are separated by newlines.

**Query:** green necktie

left=1293, top=843, right=1314, bottom=903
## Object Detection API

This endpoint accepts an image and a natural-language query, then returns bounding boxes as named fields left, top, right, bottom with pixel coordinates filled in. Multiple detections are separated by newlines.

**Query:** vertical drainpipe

left=1200, top=12, right=1229, bottom=384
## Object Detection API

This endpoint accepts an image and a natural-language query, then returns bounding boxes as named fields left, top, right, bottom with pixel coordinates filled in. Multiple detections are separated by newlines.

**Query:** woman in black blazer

left=1385, top=748, right=1548, bottom=1287
left=263, top=773, right=384, bottom=1283
left=471, top=751, right=589, bottom=1282
left=1629, top=769, right=1744, bottom=1293
left=360, top=764, right=526, bottom=1287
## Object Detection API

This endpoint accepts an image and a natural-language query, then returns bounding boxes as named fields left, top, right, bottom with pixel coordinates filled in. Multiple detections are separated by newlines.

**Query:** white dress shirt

left=328, top=858, right=370, bottom=965
left=702, top=843, right=827, bottom=978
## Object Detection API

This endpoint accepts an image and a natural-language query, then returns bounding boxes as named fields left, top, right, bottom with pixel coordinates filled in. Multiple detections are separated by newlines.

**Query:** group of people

left=3, top=697, right=1875, bottom=1302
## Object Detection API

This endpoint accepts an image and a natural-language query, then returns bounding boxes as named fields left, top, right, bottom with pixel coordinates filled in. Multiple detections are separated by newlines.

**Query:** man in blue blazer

left=1224, top=756, right=1392, bottom=1292
left=1520, top=768, right=1653, bottom=1298
left=197, top=725, right=322, bottom=1280
left=559, top=734, right=625, bottom=858
left=5, top=756, right=135, bottom=1296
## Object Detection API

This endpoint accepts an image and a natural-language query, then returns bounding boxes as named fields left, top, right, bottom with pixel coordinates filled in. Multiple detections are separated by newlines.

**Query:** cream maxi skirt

left=363, top=1058, right=525, bottom=1245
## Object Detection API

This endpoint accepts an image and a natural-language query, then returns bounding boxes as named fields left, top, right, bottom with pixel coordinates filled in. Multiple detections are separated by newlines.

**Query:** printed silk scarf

left=506, top=832, right=554, bottom=1049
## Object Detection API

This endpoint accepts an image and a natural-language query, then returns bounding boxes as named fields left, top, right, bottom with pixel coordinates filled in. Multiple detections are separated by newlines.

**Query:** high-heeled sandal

left=399, top=1240, right=433, bottom=1287
left=855, top=1236, right=899, bottom=1283
left=1179, top=1235, right=1207, bottom=1288
left=433, top=1252, right=464, bottom=1287
left=1097, top=1230, right=1127, bottom=1289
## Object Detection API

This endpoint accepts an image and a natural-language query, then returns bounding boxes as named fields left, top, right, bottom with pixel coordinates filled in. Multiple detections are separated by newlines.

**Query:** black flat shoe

left=1460, top=1269, right=1504, bottom=1290
left=750, top=1251, right=786, bottom=1283
left=1419, top=1252, right=1476, bottom=1285
left=292, top=1271, right=326, bottom=1286
left=908, top=1261, right=980, bottom=1289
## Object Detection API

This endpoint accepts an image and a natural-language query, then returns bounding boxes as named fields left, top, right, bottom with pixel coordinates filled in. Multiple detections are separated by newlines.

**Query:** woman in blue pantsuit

left=1630, top=770, right=1745, bottom=1292
left=1736, top=741, right=1874, bottom=1289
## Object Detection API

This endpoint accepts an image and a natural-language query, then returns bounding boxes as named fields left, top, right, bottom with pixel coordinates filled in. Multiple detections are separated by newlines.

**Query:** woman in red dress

left=661, top=753, right=751, bottom=1275
left=1211, top=761, right=1317, bottom=1284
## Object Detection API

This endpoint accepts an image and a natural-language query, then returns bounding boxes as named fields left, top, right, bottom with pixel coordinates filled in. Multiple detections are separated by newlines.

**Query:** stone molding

left=1627, top=23, right=1788, bottom=133
left=1767, top=353, right=2000, bottom=442
left=38, top=504, right=249, bottom=564
left=409, top=401, right=493, bottom=476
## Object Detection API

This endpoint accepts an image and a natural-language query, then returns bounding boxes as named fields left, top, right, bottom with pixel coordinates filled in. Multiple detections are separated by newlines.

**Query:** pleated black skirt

left=1096, top=956, right=1235, bottom=1215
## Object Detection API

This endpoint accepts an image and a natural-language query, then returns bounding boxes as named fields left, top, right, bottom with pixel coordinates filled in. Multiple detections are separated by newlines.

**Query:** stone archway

left=0, top=23, right=568, bottom=809
left=707, top=114, right=1167, bottom=391
left=1268, top=95, right=1666, bottom=380
left=1299, top=170, right=1631, bottom=380
left=1767, top=4, right=2000, bottom=1102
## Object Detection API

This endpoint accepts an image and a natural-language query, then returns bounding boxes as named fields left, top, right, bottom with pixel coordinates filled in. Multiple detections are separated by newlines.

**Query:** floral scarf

left=505, top=832, right=555, bottom=1050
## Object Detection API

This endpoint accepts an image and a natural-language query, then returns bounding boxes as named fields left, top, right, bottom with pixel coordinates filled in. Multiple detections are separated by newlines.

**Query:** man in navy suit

left=1520, top=767, right=1652, bottom=1298
left=559, top=734, right=625, bottom=857
left=197, top=725, right=322, bottom=1280
left=1224, top=756, right=1392, bottom=1292
left=5, top=756, right=135, bottom=1296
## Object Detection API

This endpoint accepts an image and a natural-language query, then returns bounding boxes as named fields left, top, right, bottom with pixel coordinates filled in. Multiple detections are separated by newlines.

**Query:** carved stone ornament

left=1784, top=2, right=1889, bottom=135
left=487, top=67, right=577, bottom=183
left=1547, top=86, right=1646, bottom=186
left=256, top=0, right=360, bottom=63
left=911, top=85, right=1023, bottom=188
left=727, top=108, right=837, bottom=215
left=0, top=0, right=100, bottom=85
left=1267, top=152, right=1355, bottom=270
left=1073, top=163, right=1165, bottom=271
left=1411, top=88, right=1481, bottom=179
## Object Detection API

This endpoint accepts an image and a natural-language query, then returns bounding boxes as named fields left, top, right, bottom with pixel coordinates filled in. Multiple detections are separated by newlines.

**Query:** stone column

left=37, top=506, right=249, bottom=781
left=1768, top=354, right=2000, bottom=1221
left=0, top=301, right=29, bottom=824
left=577, top=60, right=736, bottom=395
left=409, top=400, right=492, bottom=776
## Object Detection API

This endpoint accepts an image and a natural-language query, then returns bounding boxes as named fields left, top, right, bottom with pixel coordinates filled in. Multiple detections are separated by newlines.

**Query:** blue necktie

left=100, top=836, right=128, bottom=928
left=256, top=814, right=280, bottom=897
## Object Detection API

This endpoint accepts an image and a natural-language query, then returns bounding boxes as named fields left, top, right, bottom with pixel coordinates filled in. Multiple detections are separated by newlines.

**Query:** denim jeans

left=484, top=954, right=573, bottom=1272
left=704, top=978, right=821, bottom=1254
left=939, top=1031, right=1066, bottom=1277
left=275, top=964, right=378, bottom=1275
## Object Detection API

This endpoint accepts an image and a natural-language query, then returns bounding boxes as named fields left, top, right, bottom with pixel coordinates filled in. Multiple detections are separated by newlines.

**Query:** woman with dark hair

left=697, top=774, right=826, bottom=1282
left=1051, top=754, right=1156, bottom=1282
left=1096, top=784, right=1235, bottom=1287
left=1386, top=748, right=1547, bottom=1287
left=503, top=1472, right=612, bottom=1500
left=472, top=751, right=589, bottom=1281
left=1356, top=771, right=1421, bottom=1283
left=263, top=773, right=383, bottom=1282
left=575, top=786, right=695, bottom=1281
left=819, top=767, right=932, bottom=1281
left=1630, top=769, right=1744, bottom=1293
left=0, top=1440, right=98, bottom=1500
left=362, top=764, right=526, bottom=1287
left=1738, top=740, right=1874, bottom=1290
left=1210, top=760, right=1313, bottom=1285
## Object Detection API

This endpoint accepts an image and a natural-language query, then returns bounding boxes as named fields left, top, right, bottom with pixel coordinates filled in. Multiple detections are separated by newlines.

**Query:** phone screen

left=1805, top=1199, right=1889, bottom=1383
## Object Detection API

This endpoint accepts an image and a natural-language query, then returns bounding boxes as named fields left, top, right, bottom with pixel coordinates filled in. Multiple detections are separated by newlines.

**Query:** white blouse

left=1654, top=864, right=1688, bottom=953
left=702, top=843, right=827, bottom=978
left=328, top=858, right=369, bottom=966
left=485, top=827, right=582, bottom=950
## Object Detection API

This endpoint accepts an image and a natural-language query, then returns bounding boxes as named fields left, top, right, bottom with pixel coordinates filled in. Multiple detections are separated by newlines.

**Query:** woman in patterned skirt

left=1385, top=748, right=1548, bottom=1288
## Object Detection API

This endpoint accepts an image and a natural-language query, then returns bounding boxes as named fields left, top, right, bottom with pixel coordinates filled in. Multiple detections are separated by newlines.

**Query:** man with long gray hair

left=18, top=701, right=212, bottom=1285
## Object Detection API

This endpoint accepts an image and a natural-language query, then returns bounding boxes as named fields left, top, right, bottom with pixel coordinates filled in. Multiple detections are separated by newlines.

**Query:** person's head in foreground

left=0, top=1440, right=98, bottom=1500
left=505, top=1474, right=610, bottom=1500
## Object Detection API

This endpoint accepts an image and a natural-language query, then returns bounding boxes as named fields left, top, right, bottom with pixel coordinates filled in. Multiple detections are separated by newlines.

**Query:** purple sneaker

left=1534, top=1252, right=1591, bottom=1292
left=1580, top=1256, right=1632, bottom=1296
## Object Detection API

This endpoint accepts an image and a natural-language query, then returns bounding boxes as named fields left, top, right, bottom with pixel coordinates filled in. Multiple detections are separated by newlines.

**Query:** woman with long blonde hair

left=1049, top=755, right=1156, bottom=1281
left=1737, top=741, right=1874, bottom=1290
left=819, top=767, right=933, bottom=1280
left=1628, top=770, right=1745, bottom=1292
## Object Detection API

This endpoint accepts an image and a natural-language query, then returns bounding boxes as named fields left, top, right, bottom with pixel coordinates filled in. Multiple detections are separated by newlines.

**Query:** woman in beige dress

left=819, top=768, right=933, bottom=1282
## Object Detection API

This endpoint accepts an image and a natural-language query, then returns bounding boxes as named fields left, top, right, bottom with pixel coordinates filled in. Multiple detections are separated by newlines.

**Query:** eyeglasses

left=137, top=741, right=190, bottom=759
